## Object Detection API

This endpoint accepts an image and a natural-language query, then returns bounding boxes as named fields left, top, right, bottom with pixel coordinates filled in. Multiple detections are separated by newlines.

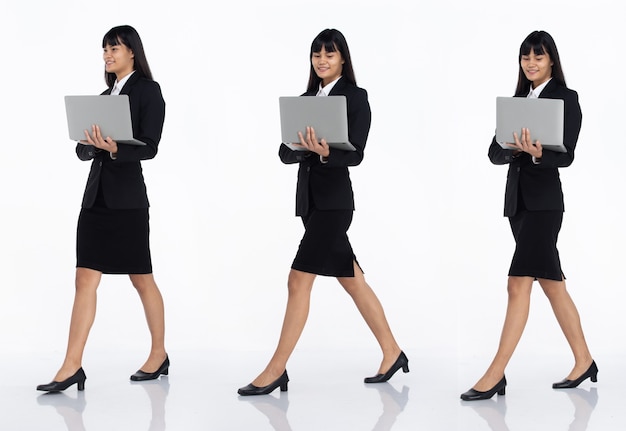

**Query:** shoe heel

left=402, top=364, right=409, bottom=373
left=280, top=381, right=288, bottom=392
left=162, top=369, right=169, bottom=376
left=497, top=387, right=505, bottom=396
left=591, top=373, right=597, bottom=383
left=77, top=380, right=85, bottom=391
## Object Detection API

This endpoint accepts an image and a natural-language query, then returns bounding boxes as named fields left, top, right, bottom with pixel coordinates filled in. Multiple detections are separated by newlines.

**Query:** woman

left=37, top=25, right=167, bottom=392
left=460, top=30, right=595, bottom=401
left=237, top=29, right=407, bottom=396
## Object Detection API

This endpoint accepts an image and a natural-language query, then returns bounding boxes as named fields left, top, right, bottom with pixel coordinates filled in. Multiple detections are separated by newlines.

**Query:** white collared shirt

left=111, top=70, right=135, bottom=95
left=528, top=78, right=552, bottom=164
left=527, top=77, right=552, bottom=99
left=316, top=76, right=341, bottom=96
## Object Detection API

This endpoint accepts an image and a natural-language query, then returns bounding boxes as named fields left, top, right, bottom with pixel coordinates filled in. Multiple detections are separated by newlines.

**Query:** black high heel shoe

left=364, top=351, right=409, bottom=383
left=238, top=370, right=289, bottom=396
left=460, top=376, right=507, bottom=401
left=130, top=355, right=170, bottom=381
left=37, top=368, right=87, bottom=392
left=552, top=360, right=598, bottom=389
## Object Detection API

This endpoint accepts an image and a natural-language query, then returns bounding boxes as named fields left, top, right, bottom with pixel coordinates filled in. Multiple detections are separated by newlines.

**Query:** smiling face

left=312, top=46, right=344, bottom=87
left=103, top=41, right=134, bottom=80
left=520, top=48, right=553, bottom=88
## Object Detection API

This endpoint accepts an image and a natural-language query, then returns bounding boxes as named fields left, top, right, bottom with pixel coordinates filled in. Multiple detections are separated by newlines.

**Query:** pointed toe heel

left=460, top=376, right=507, bottom=401
left=364, top=351, right=409, bottom=384
left=552, top=360, right=598, bottom=389
left=238, top=370, right=289, bottom=396
left=37, top=368, right=87, bottom=392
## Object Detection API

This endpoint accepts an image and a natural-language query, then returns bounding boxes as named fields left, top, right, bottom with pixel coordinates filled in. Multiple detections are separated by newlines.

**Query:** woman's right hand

left=505, top=127, right=543, bottom=159
left=81, top=124, right=119, bottom=155
left=292, top=126, right=330, bottom=158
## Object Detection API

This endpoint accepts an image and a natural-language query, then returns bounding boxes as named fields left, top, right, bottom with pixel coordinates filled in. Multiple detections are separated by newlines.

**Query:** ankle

left=383, top=346, right=402, bottom=358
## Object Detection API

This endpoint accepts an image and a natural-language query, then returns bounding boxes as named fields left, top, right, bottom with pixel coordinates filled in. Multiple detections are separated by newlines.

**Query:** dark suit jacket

left=488, top=79, right=582, bottom=217
left=279, top=77, right=371, bottom=216
left=76, top=72, right=166, bottom=209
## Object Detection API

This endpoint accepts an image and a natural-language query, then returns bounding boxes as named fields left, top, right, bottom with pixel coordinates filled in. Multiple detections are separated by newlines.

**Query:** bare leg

left=53, top=268, right=102, bottom=381
left=337, top=262, right=402, bottom=374
left=129, top=273, right=167, bottom=372
left=472, top=276, right=534, bottom=391
left=538, top=278, right=593, bottom=379
left=251, top=269, right=316, bottom=387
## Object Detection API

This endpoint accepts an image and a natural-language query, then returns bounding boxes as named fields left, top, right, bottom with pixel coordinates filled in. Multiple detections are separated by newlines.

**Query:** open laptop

left=496, top=97, right=565, bottom=153
left=65, top=95, right=146, bottom=146
left=279, top=96, right=356, bottom=151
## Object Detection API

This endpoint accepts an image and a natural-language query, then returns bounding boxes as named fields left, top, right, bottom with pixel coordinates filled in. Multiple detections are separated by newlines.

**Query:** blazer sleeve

left=76, top=144, right=102, bottom=160
left=279, top=143, right=313, bottom=164
left=535, top=90, right=581, bottom=169
left=322, top=88, right=371, bottom=168
left=488, top=135, right=517, bottom=165
left=114, top=80, right=166, bottom=163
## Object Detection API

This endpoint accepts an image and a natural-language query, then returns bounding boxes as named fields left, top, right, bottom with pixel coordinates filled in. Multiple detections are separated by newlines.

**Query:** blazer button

left=99, top=161, right=103, bottom=166
left=307, top=167, right=310, bottom=172
left=517, top=167, right=520, bottom=172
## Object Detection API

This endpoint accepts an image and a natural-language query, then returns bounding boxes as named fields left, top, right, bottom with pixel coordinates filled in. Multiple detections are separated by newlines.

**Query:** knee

left=75, top=268, right=101, bottom=291
left=129, top=274, right=156, bottom=293
left=506, top=277, right=532, bottom=298
left=286, top=271, right=314, bottom=296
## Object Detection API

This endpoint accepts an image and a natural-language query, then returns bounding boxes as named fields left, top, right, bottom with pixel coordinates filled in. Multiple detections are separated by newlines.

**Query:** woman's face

left=520, top=49, right=553, bottom=88
left=312, top=46, right=344, bottom=86
left=103, top=42, right=134, bottom=79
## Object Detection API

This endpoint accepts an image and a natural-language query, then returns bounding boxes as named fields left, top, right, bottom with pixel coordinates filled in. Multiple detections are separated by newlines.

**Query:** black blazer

left=76, top=72, right=166, bottom=209
left=488, top=79, right=582, bottom=217
left=279, top=77, right=371, bottom=216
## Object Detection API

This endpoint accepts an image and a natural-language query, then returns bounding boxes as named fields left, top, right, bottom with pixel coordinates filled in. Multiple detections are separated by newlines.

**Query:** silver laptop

left=279, top=96, right=356, bottom=151
left=65, top=95, right=146, bottom=146
left=496, top=97, right=565, bottom=153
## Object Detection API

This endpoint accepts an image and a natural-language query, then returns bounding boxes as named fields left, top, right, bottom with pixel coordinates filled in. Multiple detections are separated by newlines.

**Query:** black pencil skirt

left=291, top=208, right=359, bottom=277
left=76, top=206, right=152, bottom=275
left=508, top=209, right=564, bottom=281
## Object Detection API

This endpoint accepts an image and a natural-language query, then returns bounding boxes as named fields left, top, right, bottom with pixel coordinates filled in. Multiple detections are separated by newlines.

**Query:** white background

left=1, top=0, right=624, bottom=374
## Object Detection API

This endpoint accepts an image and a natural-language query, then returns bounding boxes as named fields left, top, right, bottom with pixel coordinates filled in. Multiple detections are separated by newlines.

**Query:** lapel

left=119, top=71, right=141, bottom=96
left=538, top=78, right=560, bottom=99
left=328, top=76, right=346, bottom=96
left=102, top=72, right=141, bottom=96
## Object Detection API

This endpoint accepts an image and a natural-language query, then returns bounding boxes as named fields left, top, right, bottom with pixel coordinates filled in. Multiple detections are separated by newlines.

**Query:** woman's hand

left=292, top=126, right=330, bottom=157
left=81, top=124, right=118, bottom=155
left=506, top=127, right=542, bottom=158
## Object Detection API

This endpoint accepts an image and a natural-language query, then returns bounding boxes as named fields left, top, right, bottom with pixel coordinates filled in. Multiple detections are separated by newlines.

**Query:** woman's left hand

left=81, top=124, right=118, bottom=155
left=293, top=126, right=330, bottom=157
left=506, top=127, right=542, bottom=158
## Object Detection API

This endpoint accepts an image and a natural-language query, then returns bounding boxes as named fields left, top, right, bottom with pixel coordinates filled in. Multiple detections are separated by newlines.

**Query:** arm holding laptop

left=76, top=79, right=165, bottom=162
left=489, top=86, right=581, bottom=167
left=532, top=87, right=581, bottom=168
left=321, top=86, right=370, bottom=168
left=279, top=84, right=370, bottom=167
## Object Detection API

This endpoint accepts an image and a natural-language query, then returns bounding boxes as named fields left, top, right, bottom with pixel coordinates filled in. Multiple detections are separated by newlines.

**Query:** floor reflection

left=130, top=376, right=170, bottom=431
left=37, top=391, right=87, bottom=431
left=461, top=396, right=509, bottom=431
left=559, top=387, right=599, bottom=431
left=35, top=376, right=170, bottom=431
left=238, top=391, right=292, bottom=431
left=460, top=387, right=599, bottom=431
left=366, top=383, right=410, bottom=431
left=237, top=383, right=411, bottom=431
